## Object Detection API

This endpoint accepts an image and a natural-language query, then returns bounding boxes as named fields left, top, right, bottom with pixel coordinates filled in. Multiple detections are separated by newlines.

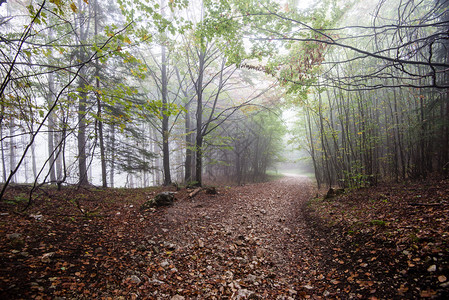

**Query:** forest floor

left=0, top=176, right=448, bottom=299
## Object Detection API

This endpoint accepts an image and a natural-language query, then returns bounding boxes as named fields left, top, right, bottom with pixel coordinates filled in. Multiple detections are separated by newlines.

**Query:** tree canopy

left=0, top=0, right=448, bottom=196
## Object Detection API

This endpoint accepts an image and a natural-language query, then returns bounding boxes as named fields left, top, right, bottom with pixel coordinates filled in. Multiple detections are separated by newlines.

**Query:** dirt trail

left=149, top=176, right=322, bottom=298
left=1, top=176, right=325, bottom=299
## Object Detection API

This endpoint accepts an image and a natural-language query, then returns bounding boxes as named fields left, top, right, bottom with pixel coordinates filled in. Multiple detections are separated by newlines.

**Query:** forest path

left=1, top=176, right=328, bottom=300
left=3, top=176, right=448, bottom=299
left=150, top=176, right=322, bottom=298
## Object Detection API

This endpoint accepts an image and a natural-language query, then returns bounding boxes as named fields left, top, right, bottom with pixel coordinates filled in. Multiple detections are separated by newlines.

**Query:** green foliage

left=117, top=0, right=191, bottom=34
left=4, top=193, right=28, bottom=206
left=370, top=219, right=386, bottom=226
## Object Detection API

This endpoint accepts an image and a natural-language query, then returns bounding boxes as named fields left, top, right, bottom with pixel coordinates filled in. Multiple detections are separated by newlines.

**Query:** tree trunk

left=31, top=135, right=37, bottom=180
left=109, top=123, right=115, bottom=188
left=1, top=124, right=6, bottom=182
left=47, top=71, right=57, bottom=184
left=184, top=102, right=193, bottom=183
left=9, top=122, right=15, bottom=183
left=160, top=0, right=171, bottom=186
left=77, top=6, right=89, bottom=186
left=161, top=53, right=171, bottom=185
left=307, top=109, right=321, bottom=189
left=194, top=51, right=206, bottom=186
left=95, top=0, right=107, bottom=187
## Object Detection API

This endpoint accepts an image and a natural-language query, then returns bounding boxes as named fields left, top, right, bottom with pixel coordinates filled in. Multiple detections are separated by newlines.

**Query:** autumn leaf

left=420, top=289, right=437, bottom=297
left=50, top=0, right=62, bottom=6
left=70, top=2, right=78, bottom=13
left=397, top=284, right=408, bottom=295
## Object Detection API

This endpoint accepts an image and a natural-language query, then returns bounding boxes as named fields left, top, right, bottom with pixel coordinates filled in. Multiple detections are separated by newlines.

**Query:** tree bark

left=47, top=71, right=57, bottom=184
left=194, top=50, right=206, bottom=186
left=94, top=0, right=107, bottom=187
left=76, top=2, right=89, bottom=186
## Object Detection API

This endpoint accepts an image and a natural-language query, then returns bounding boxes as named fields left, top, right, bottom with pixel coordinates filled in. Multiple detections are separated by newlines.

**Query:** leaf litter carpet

left=1, top=176, right=448, bottom=299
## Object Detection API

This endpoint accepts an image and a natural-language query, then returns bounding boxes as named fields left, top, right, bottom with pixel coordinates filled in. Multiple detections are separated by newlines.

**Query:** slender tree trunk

left=185, top=102, right=193, bottom=183
left=47, top=71, right=57, bottom=183
left=94, top=0, right=107, bottom=187
left=152, top=126, right=162, bottom=185
left=31, top=135, right=37, bottom=180
left=77, top=2, right=89, bottom=186
left=109, top=123, right=115, bottom=188
left=55, top=116, right=65, bottom=183
left=161, top=44, right=171, bottom=185
left=444, top=94, right=449, bottom=173
left=1, top=125, right=6, bottom=182
left=194, top=51, right=206, bottom=186
left=317, top=93, right=332, bottom=187
left=306, top=107, right=321, bottom=189
left=78, top=80, right=89, bottom=185
left=9, top=122, right=15, bottom=183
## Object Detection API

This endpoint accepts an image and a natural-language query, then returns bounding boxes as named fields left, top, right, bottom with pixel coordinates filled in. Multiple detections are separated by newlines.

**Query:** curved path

left=146, top=176, right=323, bottom=299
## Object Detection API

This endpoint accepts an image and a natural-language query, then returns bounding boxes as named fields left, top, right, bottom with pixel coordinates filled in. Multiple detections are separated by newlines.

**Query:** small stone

left=136, top=244, right=146, bottom=251
left=161, top=260, right=170, bottom=267
left=165, top=243, right=177, bottom=250
left=141, top=192, right=175, bottom=209
left=30, top=214, right=43, bottom=221
left=438, top=275, right=447, bottom=282
left=198, top=239, right=204, bottom=248
left=304, top=285, right=314, bottom=290
left=256, top=248, right=265, bottom=258
left=237, top=289, right=254, bottom=298
left=171, top=295, right=185, bottom=300
left=427, top=265, right=437, bottom=272
left=149, top=277, right=165, bottom=285
left=129, top=275, right=141, bottom=284
left=224, top=270, right=234, bottom=280
left=245, top=274, right=257, bottom=283
left=41, top=252, right=55, bottom=263
left=7, top=233, right=22, bottom=240
left=205, top=187, right=217, bottom=195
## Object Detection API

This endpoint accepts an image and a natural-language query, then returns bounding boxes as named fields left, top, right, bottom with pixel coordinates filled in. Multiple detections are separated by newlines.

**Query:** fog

left=1, top=0, right=447, bottom=193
